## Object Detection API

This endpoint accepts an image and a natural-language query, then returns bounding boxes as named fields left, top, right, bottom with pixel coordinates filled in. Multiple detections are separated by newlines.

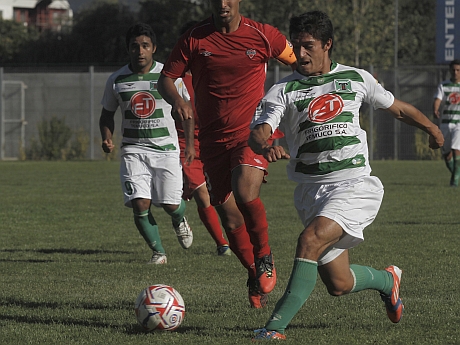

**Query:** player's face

left=290, top=32, right=332, bottom=77
left=128, top=35, right=157, bottom=74
left=450, top=64, right=460, bottom=83
left=209, top=0, right=241, bottom=27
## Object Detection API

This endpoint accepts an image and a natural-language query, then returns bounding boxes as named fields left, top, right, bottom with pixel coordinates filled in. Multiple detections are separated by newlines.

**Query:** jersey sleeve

left=275, top=40, right=296, bottom=66
left=100, top=74, right=119, bottom=112
left=175, top=78, right=191, bottom=102
left=264, top=24, right=296, bottom=65
left=433, top=83, right=444, bottom=100
left=250, top=83, right=286, bottom=134
left=362, top=69, right=395, bottom=110
left=162, top=36, right=190, bottom=79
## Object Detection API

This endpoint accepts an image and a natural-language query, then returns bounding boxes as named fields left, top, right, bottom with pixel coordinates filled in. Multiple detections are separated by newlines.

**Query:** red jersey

left=162, top=16, right=294, bottom=145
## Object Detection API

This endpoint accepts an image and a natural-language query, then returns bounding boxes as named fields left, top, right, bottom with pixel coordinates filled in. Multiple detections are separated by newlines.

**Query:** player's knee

left=325, top=280, right=353, bottom=297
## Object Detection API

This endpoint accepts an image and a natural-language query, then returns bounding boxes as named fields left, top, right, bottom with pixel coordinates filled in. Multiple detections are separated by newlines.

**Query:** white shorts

left=440, top=122, right=460, bottom=154
left=294, top=176, right=384, bottom=266
left=120, top=152, right=183, bottom=208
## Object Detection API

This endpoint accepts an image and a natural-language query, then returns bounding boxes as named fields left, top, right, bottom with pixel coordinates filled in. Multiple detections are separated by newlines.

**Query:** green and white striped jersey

left=101, top=61, right=189, bottom=153
left=251, top=61, right=394, bottom=184
left=434, top=80, right=460, bottom=124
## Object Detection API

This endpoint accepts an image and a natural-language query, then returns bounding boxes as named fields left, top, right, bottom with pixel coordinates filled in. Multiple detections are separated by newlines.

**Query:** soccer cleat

left=247, top=276, right=268, bottom=308
left=147, top=251, right=167, bottom=265
left=217, top=244, right=232, bottom=256
left=380, top=265, right=404, bottom=323
left=173, top=216, right=193, bottom=249
left=252, top=328, right=286, bottom=341
left=255, top=252, right=277, bottom=294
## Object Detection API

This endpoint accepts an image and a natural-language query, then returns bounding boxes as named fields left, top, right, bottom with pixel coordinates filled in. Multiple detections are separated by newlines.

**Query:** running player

left=175, top=20, right=231, bottom=256
left=433, top=59, right=460, bottom=187
left=158, top=0, right=296, bottom=308
left=248, top=11, right=444, bottom=340
left=99, top=23, right=194, bottom=265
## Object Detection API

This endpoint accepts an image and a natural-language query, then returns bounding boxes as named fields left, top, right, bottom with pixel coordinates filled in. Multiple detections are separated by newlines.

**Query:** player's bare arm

left=158, top=74, right=194, bottom=121
left=433, top=98, right=442, bottom=119
left=181, top=105, right=196, bottom=166
left=249, top=123, right=290, bottom=162
left=387, top=98, right=444, bottom=149
left=99, top=108, right=116, bottom=153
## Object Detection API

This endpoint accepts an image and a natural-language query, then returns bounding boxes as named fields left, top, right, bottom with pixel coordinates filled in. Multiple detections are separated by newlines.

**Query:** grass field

left=0, top=160, right=459, bottom=345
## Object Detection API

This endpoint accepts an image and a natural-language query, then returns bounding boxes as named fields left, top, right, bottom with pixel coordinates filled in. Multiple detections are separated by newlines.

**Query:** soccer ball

left=134, top=284, right=185, bottom=332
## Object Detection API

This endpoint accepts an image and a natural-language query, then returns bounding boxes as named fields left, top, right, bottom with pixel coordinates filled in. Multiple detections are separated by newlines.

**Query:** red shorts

left=179, top=137, right=205, bottom=201
left=200, top=137, right=269, bottom=206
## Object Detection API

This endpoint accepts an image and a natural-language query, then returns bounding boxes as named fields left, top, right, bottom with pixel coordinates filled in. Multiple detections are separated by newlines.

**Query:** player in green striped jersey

left=433, top=59, right=460, bottom=186
left=99, top=23, right=195, bottom=265
left=249, top=11, right=444, bottom=340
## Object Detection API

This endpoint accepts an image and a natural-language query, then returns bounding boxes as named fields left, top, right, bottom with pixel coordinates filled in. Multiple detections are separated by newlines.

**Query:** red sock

left=237, top=198, right=270, bottom=258
left=226, top=224, right=256, bottom=277
left=197, top=205, right=227, bottom=247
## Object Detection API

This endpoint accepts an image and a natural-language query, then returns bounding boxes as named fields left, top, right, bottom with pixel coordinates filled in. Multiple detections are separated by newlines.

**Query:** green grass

left=0, top=160, right=459, bottom=345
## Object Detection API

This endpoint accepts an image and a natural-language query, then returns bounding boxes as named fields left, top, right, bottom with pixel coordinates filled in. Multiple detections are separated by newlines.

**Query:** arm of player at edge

left=99, top=108, right=116, bottom=153
left=387, top=98, right=444, bottom=149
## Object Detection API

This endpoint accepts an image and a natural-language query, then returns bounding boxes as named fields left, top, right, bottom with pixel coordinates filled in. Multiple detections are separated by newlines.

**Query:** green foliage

left=0, top=19, right=39, bottom=63
left=0, top=0, right=439, bottom=67
left=25, top=117, right=89, bottom=161
left=67, top=128, right=90, bottom=161
left=0, top=160, right=458, bottom=344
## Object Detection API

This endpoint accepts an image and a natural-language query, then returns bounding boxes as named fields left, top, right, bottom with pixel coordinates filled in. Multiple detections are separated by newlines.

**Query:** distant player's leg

left=183, top=158, right=229, bottom=253
left=193, top=184, right=230, bottom=255
left=121, top=154, right=166, bottom=264
left=451, top=148, right=460, bottom=187
left=153, top=154, right=193, bottom=249
left=232, top=146, right=276, bottom=295
left=133, top=201, right=167, bottom=264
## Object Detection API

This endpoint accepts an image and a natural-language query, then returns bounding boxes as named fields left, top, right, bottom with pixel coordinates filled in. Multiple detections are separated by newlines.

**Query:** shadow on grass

left=0, top=248, right=132, bottom=255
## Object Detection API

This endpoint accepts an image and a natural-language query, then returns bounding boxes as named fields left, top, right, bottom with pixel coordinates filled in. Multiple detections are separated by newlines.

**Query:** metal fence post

left=89, top=65, right=95, bottom=160
left=0, top=67, right=4, bottom=161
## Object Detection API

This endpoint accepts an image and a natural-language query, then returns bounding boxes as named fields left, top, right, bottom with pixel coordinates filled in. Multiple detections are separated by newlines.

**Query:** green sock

left=165, top=199, right=186, bottom=227
left=349, top=264, right=393, bottom=295
left=445, top=157, right=454, bottom=173
left=452, top=157, right=460, bottom=186
left=133, top=210, right=165, bottom=253
left=265, top=259, right=318, bottom=334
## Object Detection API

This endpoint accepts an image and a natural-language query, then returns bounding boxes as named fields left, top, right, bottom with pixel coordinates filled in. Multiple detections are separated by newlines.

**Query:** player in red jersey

left=158, top=0, right=296, bottom=308
left=175, top=21, right=231, bottom=256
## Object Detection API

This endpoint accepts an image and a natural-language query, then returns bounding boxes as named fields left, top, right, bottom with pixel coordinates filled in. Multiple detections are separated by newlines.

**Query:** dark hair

left=289, top=11, right=334, bottom=57
left=125, top=23, right=156, bottom=49
left=179, top=20, right=199, bottom=36
left=449, top=59, right=460, bottom=68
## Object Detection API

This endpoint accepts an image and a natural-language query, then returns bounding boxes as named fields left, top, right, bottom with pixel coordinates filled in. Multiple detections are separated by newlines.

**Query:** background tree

left=0, top=0, right=439, bottom=67
left=0, top=19, right=39, bottom=63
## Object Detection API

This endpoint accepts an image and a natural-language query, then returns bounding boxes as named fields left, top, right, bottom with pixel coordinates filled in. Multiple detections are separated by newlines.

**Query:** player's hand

left=429, top=134, right=444, bottom=149
left=102, top=139, right=114, bottom=153
left=262, top=145, right=290, bottom=162
left=183, top=146, right=196, bottom=166
left=173, top=100, right=193, bottom=122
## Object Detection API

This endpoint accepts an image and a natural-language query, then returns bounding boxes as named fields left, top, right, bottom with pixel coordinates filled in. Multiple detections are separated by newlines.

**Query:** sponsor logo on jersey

left=130, top=91, right=156, bottom=118
left=246, top=49, right=257, bottom=59
left=307, top=94, right=344, bottom=123
left=298, top=88, right=314, bottom=97
left=334, top=79, right=353, bottom=93
left=150, top=81, right=158, bottom=90
left=448, top=92, right=460, bottom=105
left=200, top=50, right=212, bottom=56
left=117, top=82, right=136, bottom=92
